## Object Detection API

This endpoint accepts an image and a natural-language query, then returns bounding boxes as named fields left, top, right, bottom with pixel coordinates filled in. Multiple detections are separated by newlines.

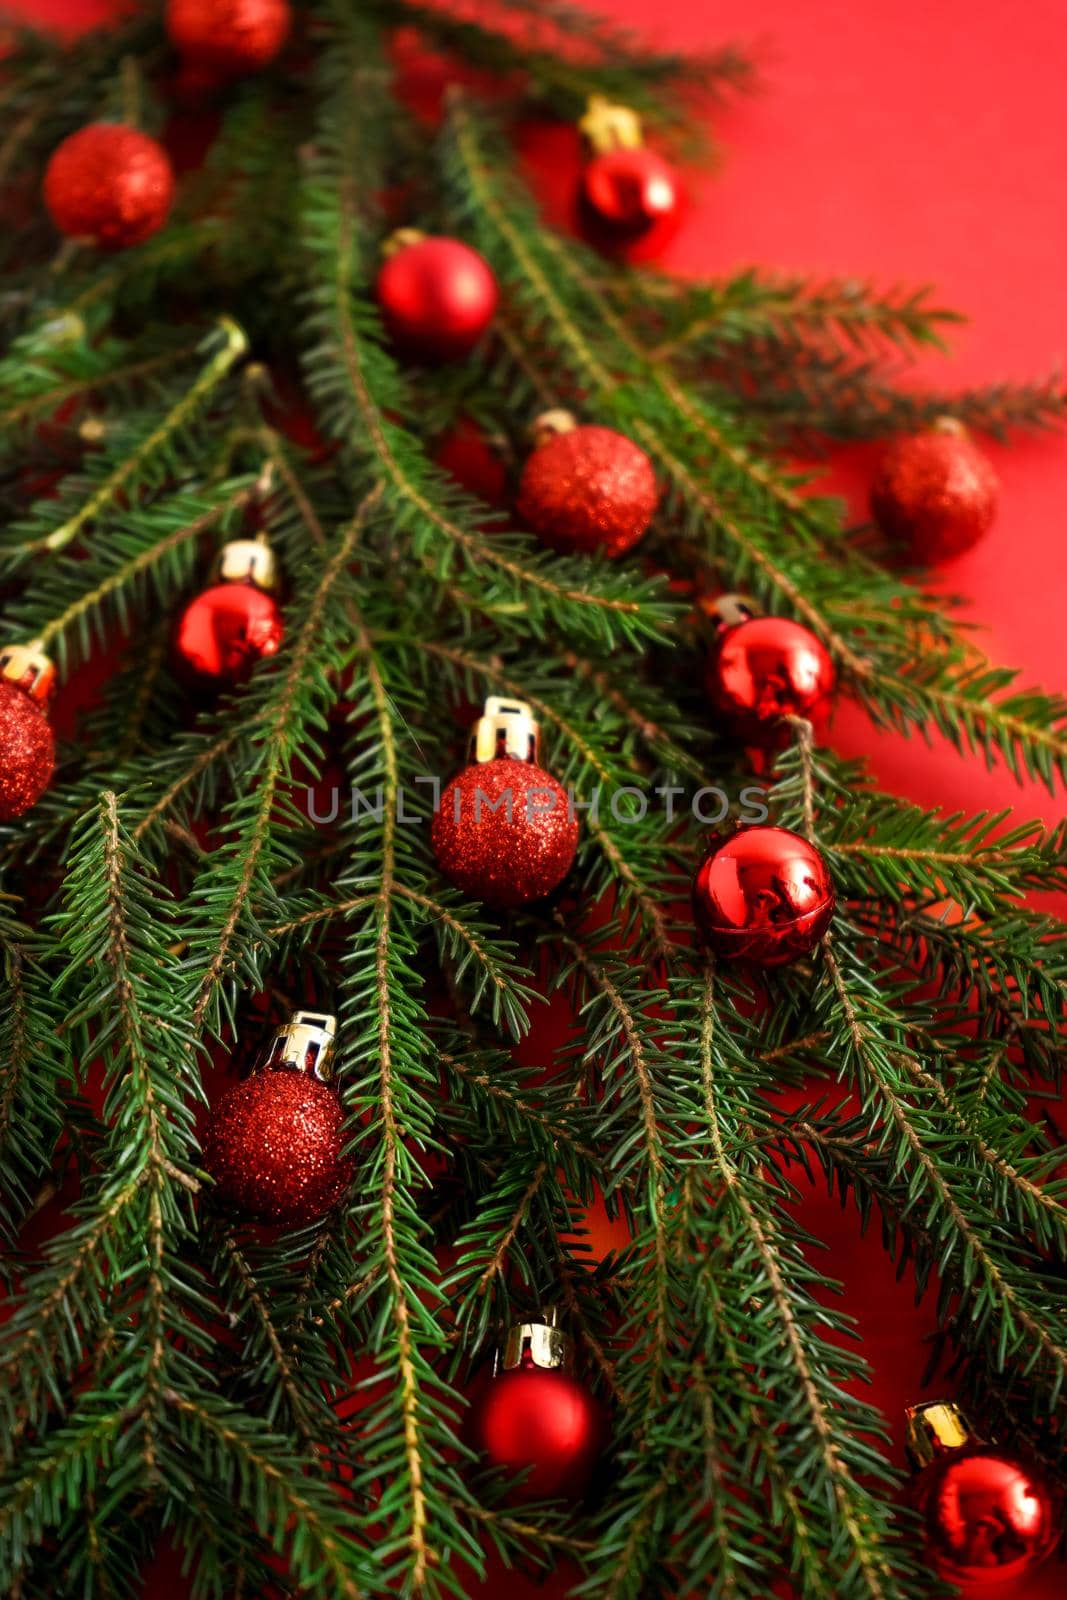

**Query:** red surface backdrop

left=4, top=0, right=1067, bottom=1595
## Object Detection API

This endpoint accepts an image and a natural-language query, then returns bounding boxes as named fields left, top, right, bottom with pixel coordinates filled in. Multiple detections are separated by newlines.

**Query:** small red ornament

left=693, top=825, right=835, bottom=967
left=431, top=697, right=578, bottom=908
left=165, top=0, right=291, bottom=75
left=576, top=96, right=683, bottom=261
left=704, top=599, right=836, bottom=746
left=375, top=231, right=499, bottom=362
left=870, top=419, right=998, bottom=563
left=0, top=644, right=56, bottom=823
left=203, top=1011, right=353, bottom=1226
left=906, top=1401, right=1060, bottom=1589
left=517, top=414, right=658, bottom=558
left=173, top=537, right=284, bottom=690
left=43, top=124, right=174, bottom=250
left=471, top=1314, right=604, bottom=1502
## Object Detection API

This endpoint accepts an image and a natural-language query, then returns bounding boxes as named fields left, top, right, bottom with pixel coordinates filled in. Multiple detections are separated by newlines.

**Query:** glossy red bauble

left=43, top=124, right=174, bottom=250
left=0, top=680, right=55, bottom=822
left=693, top=825, right=835, bottom=967
left=165, top=0, right=291, bottom=74
left=578, top=146, right=683, bottom=260
left=706, top=614, right=835, bottom=746
left=376, top=236, right=499, bottom=362
left=173, top=582, right=284, bottom=689
left=870, top=421, right=998, bottom=563
left=472, top=1365, right=603, bottom=1502
left=517, top=424, right=659, bottom=558
left=203, top=1070, right=353, bottom=1226
left=432, top=759, right=578, bottom=908
left=913, top=1444, right=1059, bottom=1588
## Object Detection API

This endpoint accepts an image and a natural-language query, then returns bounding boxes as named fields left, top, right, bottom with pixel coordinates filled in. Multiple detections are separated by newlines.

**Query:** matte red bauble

left=693, top=825, right=835, bottom=967
left=165, top=0, right=291, bottom=74
left=706, top=608, right=835, bottom=746
left=870, top=419, right=998, bottom=562
left=906, top=1402, right=1060, bottom=1589
left=579, top=147, right=683, bottom=258
left=173, top=538, right=284, bottom=690
left=376, top=233, right=499, bottom=362
left=517, top=417, right=658, bottom=558
left=0, top=645, right=56, bottom=823
left=203, top=1012, right=353, bottom=1226
left=431, top=697, right=578, bottom=908
left=43, top=124, right=174, bottom=250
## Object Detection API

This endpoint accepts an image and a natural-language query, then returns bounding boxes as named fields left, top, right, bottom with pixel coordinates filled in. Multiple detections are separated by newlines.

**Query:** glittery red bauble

left=431, top=758, right=578, bottom=908
left=203, top=1070, right=353, bottom=1226
left=376, top=236, right=499, bottom=362
left=870, top=422, right=998, bottom=562
left=43, top=124, right=174, bottom=250
left=913, top=1445, right=1060, bottom=1588
left=706, top=615, right=835, bottom=746
left=472, top=1365, right=603, bottom=1502
left=517, top=425, right=658, bottom=558
left=0, top=681, right=55, bottom=823
left=173, top=582, right=284, bottom=689
left=165, top=0, right=291, bottom=74
left=578, top=146, right=683, bottom=260
left=693, top=826, right=835, bottom=967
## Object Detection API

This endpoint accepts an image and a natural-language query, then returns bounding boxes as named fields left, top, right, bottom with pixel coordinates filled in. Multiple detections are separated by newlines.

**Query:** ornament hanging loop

left=470, top=695, right=539, bottom=764
left=579, top=95, right=645, bottom=153
left=263, top=1010, right=337, bottom=1082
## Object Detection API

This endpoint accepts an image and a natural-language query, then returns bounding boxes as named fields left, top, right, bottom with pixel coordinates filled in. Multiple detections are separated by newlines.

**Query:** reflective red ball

left=432, top=759, right=578, bottom=908
left=203, top=1070, right=353, bottom=1226
left=165, top=0, right=291, bottom=74
left=693, top=825, right=835, bottom=967
left=912, top=1444, right=1060, bottom=1588
left=173, top=582, right=284, bottom=689
left=44, top=124, right=174, bottom=250
left=0, top=682, right=55, bottom=822
left=517, top=425, right=658, bottom=558
left=578, top=146, right=683, bottom=260
left=376, top=236, right=499, bottom=362
left=472, top=1366, right=604, bottom=1502
left=706, top=615, right=835, bottom=746
left=871, top=422, right=998, bottom=563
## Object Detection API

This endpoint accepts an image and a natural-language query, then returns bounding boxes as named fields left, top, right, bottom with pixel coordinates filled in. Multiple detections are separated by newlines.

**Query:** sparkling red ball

left=0, top=681, right=55, bottom=823
left=870, top=423, right=998, bottom=562
left=431, top=758, right=579, bottom=908
left=472, top=1366, right=604, bottom=1502
left=517, top=425, right=659, bottom=558
left=706, top=615, right=836, bottom=746
left=203, top=1070, right=353, bottom=1226
left=912, top=1445, right=1060, bottom=1588
left=693, top=825, right=835, bottom=967
left=43, top=124, right=175, bottom=250
left=376, top=236, right=499, bottom=362
left=165, top=0, right=291, bottom=74
left=173, top=582, right=284, bottom=689
left=578, top=146, right=683, bottom=260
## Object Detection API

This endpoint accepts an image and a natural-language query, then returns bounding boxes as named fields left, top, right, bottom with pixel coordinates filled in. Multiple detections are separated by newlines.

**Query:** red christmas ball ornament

left=906, top=1401, right=1060, bottom=1589
left=203, top=1011, right=353, bottom=1226
left=517, top=413, right=658, bottom=558
left=576, top=96, right=683, bottom=261
left=0, top=644, right=56, bottom=823
left=471, top=1315, right=604, bottom=1503
left=165, top=0, right=291, bottom=75
left=173, top=537, right=284, bottom=690
left=693, top=825, right=835, bottom=967
left=432, top=697, right=578, bottom=908
left=43, top=124, right=174, bottom=250
left=376, top=231, right=499, bottom=362
left=704, top=598, right=836, bottom=746
left=871, top=418, right=998, bottom=563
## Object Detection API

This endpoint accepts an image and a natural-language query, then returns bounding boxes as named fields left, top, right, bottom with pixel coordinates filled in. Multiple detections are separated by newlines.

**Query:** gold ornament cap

left=700, top=593, right=758, bottom=632
left=579, top=94, right=645, bottom=154
left=213, top=538, right=278, bottom=592
left=904, top=1401, right=980, bottom=1470
left=469, top=695, right=539, bottom=765
left=262, top=1010, right=337, bottom=1083
left=382, top=227, right=426, bottom=259
left=529, top=409, right=578, bottom=447
left=499, top=1307, right=574, bottom=1374
left=0, top=641, right=56, bottom=707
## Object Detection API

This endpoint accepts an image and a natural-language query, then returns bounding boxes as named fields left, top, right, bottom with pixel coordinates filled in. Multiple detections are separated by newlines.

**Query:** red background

left=4, top=0, right=1067, bottom=1595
